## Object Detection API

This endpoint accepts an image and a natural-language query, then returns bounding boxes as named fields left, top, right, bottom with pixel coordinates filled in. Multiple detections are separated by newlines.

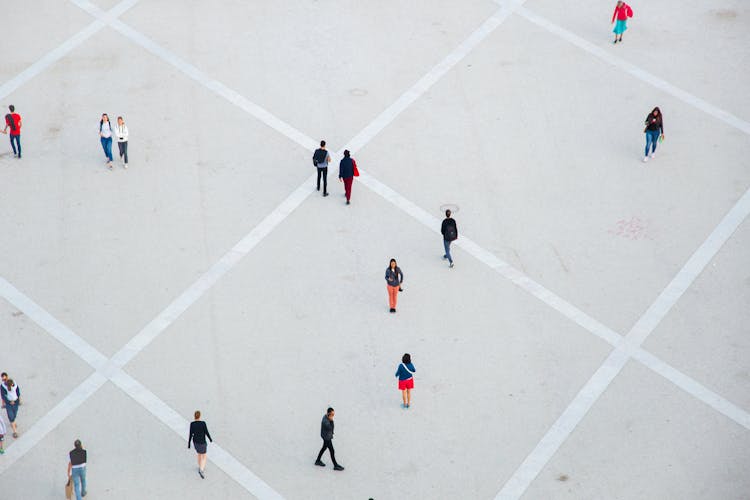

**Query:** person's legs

left=123, top=141, right=128, bottom=164
left=322, top=167, right=328, bottom=194
left=406, top=388, right=411, bottom=406
left=644, top=133, right=652, bottom=158
left=9, top=135, right=16, bottom=155
left=72, top=468, right=83, bottom=500
left=401, top=389, right=407, bottom=406
left=200, top=453, right=208, bottom=471
left=344, top=177, right=353, bottom=201
left=388, top=285, right=398, bottom=310
left=649, top=131, right=659, bottom=155
left=325, top=440, right=339, bottom=467
left=316, top=440, right=328, bottom=463
left=80, top=467, right=87, bottom=496
left=100, top=137, right=108, bottom=159
left=105, top=138, right=113, bottom=162
left=316, top=168, right=322, bottom=190
left=11, top=135, right=20, bottom=157
left=443, top=239, right=453, bottom=264
left=6, top=405, right=17, bottom=434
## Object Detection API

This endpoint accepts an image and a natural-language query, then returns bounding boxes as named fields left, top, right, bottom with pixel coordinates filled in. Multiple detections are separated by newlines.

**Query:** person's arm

left=204, top=423, right=212, bottom=442
left=398, top=269, right=404, bottom=284
left=326, top=153, right=331, bottom=164
left=68, top=461, right=72, bottom=478
left=385, top=269, right=390, bottom=282
left=441, top=220, right=446, bottom=236
left=188, top=424, right=193, bottom=448
left=611, top=7, right=617, bottom=23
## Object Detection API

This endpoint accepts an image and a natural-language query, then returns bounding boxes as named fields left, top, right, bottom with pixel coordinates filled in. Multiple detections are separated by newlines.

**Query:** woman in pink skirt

left=395, top=353, right=416, bottom=409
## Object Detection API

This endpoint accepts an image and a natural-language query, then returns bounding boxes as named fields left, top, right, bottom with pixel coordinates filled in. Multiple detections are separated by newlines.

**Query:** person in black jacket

left=315, top=407, right=344, bottom=470
left=338, top=150, right=355, bottom=204
left=643, top=106, right=664, bottom=162
left=441, top=209, right=458, bottom=268
left=188, top=410, right=213, bottom=478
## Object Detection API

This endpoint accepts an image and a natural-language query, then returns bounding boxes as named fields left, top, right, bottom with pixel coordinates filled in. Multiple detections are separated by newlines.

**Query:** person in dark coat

left=188, top=410, right=213, bottom=478
left=385, top=258, right=404, bottom=313
left=441, top=209, right=458, bottom=268
left=338, top=150, right=355, bottom=204
left=315, top=407, right=344, bottom=470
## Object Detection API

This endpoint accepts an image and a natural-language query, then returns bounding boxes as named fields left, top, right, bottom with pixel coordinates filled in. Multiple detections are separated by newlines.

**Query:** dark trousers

left=316, top=167, right=328, bottom=193
left=9, top=134, right=20, bottom=157
left=118, top=141, right=128, bottom=164
left=316, top=439, right=338, bottom=466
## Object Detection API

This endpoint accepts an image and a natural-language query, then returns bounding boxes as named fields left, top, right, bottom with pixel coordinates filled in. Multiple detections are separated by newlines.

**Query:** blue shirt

left=395, top=363, right=416, bottom=380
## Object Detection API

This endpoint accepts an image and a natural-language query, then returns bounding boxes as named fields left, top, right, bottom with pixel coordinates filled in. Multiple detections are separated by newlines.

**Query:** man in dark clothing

left=312, top=140, right=331, bottom=197
left=67, top=439, right=87, bottom=500
left=338, top=150, right=355, bottom=205
left=441, top=209, right=458, bottom=268
left=315, top=407, right=344, bottom=470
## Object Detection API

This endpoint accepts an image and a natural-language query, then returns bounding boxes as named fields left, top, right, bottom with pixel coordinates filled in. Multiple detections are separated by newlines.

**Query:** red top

left=612, top=4, right=631, bottom=22
left=6, top=113, right=21, bottom=135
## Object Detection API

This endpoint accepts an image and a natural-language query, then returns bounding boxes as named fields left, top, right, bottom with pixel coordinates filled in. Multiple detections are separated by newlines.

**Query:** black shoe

left=315, top=460, right=326, bottom=467
left=333, top=465, right=345, bottom=471
left=323, top=192, right=329, bottom=197
left=198, top=469, right=204, bottom=479
left=316, top=186, right=320, bottom=191
left=389, top=308, right=395, bottom=313
left=346, top=200, right=350, bottom=205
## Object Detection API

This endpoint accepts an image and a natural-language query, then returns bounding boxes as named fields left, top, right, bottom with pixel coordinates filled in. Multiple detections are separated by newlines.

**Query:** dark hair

left=402, top=353, right=411, bottom=364
left=445, top=209, right=451, bottom=217
left=74, top=439, right=82, bottom=449
left=648, top=107, right=663, bottom=127
left=389, top=258, right=397, bottom=268
left=100, top=113, right=111, bottom=131
left=343, top=150, right=350, bottom=158
left=320, top=140, right=326, bottom=147
left=0, top=372, right=6, bottom=378
left=326, top=407, right=334, bottom=415
left=8, top=105, right=14, bottom=112
left=6, top=379, right=13, bottom=388
left=194, top=410, right=201, bottom=419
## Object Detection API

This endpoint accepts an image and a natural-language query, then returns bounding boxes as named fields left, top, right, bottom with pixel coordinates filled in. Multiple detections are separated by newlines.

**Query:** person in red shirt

left=611, top=1, right=633, bottom=44
left=2, top=105, right=22, bottom=158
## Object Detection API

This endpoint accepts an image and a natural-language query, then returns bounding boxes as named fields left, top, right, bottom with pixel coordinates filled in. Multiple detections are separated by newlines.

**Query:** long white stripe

left=514, top=6, right=750, bottom=135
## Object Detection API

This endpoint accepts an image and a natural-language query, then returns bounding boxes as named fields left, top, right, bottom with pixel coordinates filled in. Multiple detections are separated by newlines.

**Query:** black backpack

left=313, top=149, right=327, bottom=166
left=445, top=220, right=457, bottom=241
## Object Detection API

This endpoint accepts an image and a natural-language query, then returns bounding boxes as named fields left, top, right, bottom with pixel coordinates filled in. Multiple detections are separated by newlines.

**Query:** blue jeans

left=72, top=466, right=87, bottom=500
left=5, top=402, right=18, bottom=422
left=443, top=239, right=453, bottom=264
left=100, top=137, right=113, bottom=161
left=645, top=130, right=660, bottom=156
left=9, top=135, right=20, bottom=157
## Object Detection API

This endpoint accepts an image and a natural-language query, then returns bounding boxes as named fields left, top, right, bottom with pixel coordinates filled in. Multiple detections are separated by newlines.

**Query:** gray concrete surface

left=0, top=0, right=748, bottom=499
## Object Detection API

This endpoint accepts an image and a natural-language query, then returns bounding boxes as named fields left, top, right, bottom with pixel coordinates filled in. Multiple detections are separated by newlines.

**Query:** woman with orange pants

left=385, top=259, right=403, bottom=313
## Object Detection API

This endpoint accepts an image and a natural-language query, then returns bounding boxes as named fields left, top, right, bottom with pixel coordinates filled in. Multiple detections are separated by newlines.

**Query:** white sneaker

left=642, top=156, right=648, bottom=163
left=650, top=151, right=655, bottom=159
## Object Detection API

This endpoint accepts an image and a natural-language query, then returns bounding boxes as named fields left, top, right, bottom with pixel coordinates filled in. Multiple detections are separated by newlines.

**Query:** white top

left=5, top=385, right=18, bottom=402
left=100, top=122, right=112, bottom=138
left=116, top=123, right=129, bottom=142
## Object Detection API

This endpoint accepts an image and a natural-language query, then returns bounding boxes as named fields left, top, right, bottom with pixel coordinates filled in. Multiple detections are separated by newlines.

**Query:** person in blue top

left=395, top=353, right=416, bottom=409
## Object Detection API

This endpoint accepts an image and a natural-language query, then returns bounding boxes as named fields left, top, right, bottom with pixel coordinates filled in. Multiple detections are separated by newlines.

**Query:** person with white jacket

left=116, top=116, right=129, bottom=168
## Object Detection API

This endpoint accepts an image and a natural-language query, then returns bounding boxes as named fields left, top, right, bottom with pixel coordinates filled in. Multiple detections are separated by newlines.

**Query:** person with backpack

left=642, top=107, right=664, bottom=162
left=611, top=1, right=633, bottom=44
left=395, top=353, right=416, bottom=409
left=2, top=105, right=22, bottom=158
left=116, top=116, right=129, bottom=168
left=312, top=140, right=331, bottom=197
left=99, top=113, right=114, bottom=168
left=441, top=209, right=458, bottom=268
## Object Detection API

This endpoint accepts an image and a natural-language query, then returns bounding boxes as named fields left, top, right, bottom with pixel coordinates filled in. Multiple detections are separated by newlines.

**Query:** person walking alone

left=313, top=140, right=331, bottom=197
left=1, top=378, right=21, bottom=438
left=642, top=107, right=664, bottom=162
left=395, top=353, right=416, bottom=409
left=611, top=1, right=633, bottom=44
left=67, top=439, right=87, bottom=500
left=116, top=116, right=129, bottom=168
left=338, top=150, right=355, bottom=205
left=385, top=258, right=404, bottom=313
left=315, top=407, right=344, bottom=471
left=2, top=105, right=22, bottom=158
left=99, top=113, right=113, bottom=169
left=188, top=410, right=213, bottom=478
left=441, top=209, right=458, bottom=268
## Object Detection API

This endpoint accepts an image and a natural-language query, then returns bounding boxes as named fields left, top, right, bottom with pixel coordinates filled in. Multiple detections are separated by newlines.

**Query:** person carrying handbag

left=395, top=354, right=416, bottom=408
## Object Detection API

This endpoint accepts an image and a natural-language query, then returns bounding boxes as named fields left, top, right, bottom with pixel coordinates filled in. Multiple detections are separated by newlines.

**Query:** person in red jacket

left=2, top=105, right=22, bottom=158
left=611, top=1, right=633, bottom=44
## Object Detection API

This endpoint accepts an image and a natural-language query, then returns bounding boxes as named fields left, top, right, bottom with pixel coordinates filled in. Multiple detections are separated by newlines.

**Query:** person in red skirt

left=395, top=353, right=416, bottom=409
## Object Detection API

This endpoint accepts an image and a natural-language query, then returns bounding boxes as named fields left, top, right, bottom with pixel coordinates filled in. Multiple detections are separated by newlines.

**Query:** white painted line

left=110, top=176, right=317, bottom=367
left=109, top=370, right=284, bottom=500
left=495, top=349, right=630, bottom=500
left=495, top=186, right=750, bottom=498
left=0, top=277, right=108, bottom=369
left=0, top=0, right=139, bottom=100
left=0, top=372, right=107, bottom=475
left=514, top=6, right=750, bottom=135
left=627, top=187, right=750, bottom=345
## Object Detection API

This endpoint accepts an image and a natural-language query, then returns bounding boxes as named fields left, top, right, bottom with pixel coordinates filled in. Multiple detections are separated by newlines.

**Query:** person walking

left=338, top=150, right=355, bottom=205
left=441, top=209, right=458, bottom=268
left=313, top=140, right=331, bottom=197
left=2, top=105, right=22, bottom=158
left=611, top=1, right=633, bottom=44
left=0, top=372, right=7, bottom=410
left=116, top=116, right=129, bottom=168
left=188, top=410, right=213, bottom=478
left=385, top=259, right=404, bottom=313
left=99, top=113, right=113, bottom=168
left=67, top=439, right=87, bottom=500
left=1, top=378, right=20, bottom=438
left=315, top=407, right=344, bottom=470
left=395, top=353, right=416, bottom=409
left=643, top=107, right=664, bottom=162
